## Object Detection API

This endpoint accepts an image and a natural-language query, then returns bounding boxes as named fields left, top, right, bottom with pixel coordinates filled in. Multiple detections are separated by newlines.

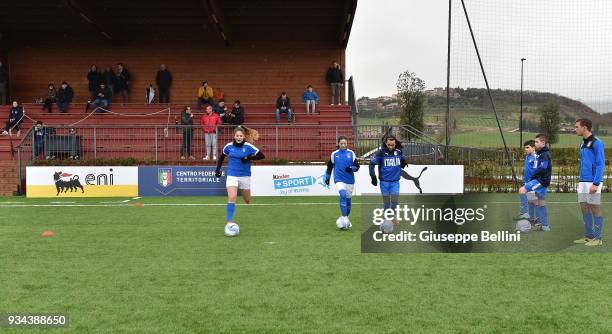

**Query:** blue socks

left=582, top=212, right=594, bottom=238
left=346, top=197, right=352, bottom=216
left=519, top=194, right=528, bottom=215
left=226, top=202, right=236, bottom=222
left=528, top=203, right=536, bottom=219
left=536, top=205, right=548, bottom=227
left=594, top=216, right=604, bottom=240
left=339, top=190, right=349, bottom=217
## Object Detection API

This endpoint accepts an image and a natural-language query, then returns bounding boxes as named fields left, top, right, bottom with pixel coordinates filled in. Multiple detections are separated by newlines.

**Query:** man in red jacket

left=201, top=105, right=221, bottom=160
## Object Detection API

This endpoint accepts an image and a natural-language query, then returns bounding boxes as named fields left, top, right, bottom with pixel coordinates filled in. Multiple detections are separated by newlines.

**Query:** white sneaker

left=203, top=156, right=210, bottom=161
left=213, top=155, right=217, bottom=161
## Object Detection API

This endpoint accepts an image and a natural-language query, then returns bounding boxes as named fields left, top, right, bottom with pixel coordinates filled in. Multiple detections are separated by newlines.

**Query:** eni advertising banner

left=138, top=166, right=226, bottom=196
left=26, top=166, right=138, bottom=197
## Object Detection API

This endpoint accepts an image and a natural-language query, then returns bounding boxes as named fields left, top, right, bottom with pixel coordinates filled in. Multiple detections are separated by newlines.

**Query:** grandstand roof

left=0, top=0, right=357, bottom=47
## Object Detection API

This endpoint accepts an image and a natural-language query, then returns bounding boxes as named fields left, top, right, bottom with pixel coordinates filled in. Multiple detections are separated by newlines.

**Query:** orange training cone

left=41, top=230, right=54, bottom=237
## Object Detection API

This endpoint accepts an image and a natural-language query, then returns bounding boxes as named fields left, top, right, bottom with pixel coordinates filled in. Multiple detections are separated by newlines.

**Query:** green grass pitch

left=1, top=194, right=610, bottom=333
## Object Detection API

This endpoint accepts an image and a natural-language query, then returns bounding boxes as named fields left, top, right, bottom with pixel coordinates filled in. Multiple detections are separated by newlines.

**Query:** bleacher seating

left=0, top=103, right=354, bottom=162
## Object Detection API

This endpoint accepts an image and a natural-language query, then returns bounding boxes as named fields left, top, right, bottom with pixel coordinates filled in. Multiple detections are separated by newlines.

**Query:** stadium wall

left=7, top=42, right=345, bottom=105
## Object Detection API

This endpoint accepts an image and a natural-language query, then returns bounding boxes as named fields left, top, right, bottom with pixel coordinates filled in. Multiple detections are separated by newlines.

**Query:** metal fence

left=16, top=124, right=444, bottom=163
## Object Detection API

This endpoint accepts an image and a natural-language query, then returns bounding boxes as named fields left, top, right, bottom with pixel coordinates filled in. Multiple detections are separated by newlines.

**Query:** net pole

left=460, top=0, right=518, bottom=185
left=445, top=0, right=452, bottom=163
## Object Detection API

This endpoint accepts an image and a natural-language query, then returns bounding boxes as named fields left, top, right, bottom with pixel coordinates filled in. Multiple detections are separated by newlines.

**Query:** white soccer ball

left=380, top=220, right=395, bottom=234
left=336, top=216, right=350, bottom=230
left=224, top=222, right=240, bottom=237
left=515, top=219, right=532, bottom=233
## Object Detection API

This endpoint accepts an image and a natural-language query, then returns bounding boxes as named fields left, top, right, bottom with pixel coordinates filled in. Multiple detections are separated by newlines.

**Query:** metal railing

left=15, top=124, right=444, bottom=162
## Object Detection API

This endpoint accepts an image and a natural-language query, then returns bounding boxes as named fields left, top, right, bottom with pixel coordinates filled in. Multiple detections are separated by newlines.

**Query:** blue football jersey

left=370, top=148, right=405, bottom=182
left=331, top=148, right=357, bottom=184
left=223, top=142, right=259, bottom=177
left=524, top=153, right=536, bottom=183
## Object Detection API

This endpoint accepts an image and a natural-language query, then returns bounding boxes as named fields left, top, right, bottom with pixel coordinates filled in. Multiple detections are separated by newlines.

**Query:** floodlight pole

left=519, top=58, right=526, bottom=149
left=460, top=0, right=518, bottom=185
left=445, top=0, right=452, bottom=162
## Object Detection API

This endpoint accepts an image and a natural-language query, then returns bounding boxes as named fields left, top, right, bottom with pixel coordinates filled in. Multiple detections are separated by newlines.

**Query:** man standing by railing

left=180, top=106, right=195, bottom=160
left=574, top=118, right=605, bottom=246
left=201, top=105, right=221, bottom=161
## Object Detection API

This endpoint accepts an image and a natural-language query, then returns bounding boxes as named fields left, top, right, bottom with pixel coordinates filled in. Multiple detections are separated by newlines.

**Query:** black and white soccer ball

left=380, top=220, right=395, bottom=234
left=515, top=219, right=532, bottom=233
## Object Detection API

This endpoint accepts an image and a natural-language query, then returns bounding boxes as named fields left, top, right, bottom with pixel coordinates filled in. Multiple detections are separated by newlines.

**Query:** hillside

left=359, top=88, right=610, bottom=127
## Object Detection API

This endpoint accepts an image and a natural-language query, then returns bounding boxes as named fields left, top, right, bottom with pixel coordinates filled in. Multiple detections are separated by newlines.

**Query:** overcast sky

left=347, top=0, right=612, bottom=112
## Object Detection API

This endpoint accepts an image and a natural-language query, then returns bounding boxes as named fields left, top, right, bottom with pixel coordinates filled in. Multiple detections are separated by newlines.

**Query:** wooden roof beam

left=201, top=0, right=232, bottom=46
left=63, top=0, right=116, bottom=42
left=339, top=0, right=357, bottom=48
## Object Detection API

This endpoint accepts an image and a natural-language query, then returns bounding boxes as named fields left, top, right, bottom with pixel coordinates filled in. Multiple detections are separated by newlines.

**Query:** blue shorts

left=525, top=179, right=547, bottom=199
left=380, top=180, right=400, bottom=196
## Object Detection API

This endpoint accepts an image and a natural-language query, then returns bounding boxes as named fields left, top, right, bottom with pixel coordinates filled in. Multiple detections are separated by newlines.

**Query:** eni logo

left=85, top=168, right=115, bottom=185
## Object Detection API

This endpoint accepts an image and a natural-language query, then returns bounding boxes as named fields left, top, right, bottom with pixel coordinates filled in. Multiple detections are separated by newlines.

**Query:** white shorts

left=526, top=191, right=537, bottom=201
left=226, top=176, right=251, bottom=190
left=578, top=182, right=602, bottom=205
left=335, top=182, right=354, bottom=198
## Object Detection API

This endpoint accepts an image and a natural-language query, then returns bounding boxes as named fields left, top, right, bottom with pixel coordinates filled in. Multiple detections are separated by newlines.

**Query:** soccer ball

left=380, top=220, right=394, bottom=234
left=515, top=219, right=532, bottom=233
left=224, top=222, right=240, bottom=237
left=336, top=216, right=350, bottom=230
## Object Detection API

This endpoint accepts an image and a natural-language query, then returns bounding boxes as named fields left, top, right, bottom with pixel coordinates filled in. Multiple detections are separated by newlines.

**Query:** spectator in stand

left=180, top=106, right=195, bottom=160
left=201, top=105, right=222, bottom=161
left=87, top=64, right=101, bottom=99
left=302, top=85, right=319, bottom=115
left=91, top=83, right=111, bottom=113
left=102, top=65, right=114, bottom=93
left=197, top=81, right=215, bottom=111
left=56, top=81, right=74, bottom=113
left=214, top=87, right=225, bottom=102
left=2, top=101, right=24, bottom=136
left=113, top=63, right=130, bottom=103
left=221, top=100, right=245, bottom=126
left=42, top=83, right=57, bottom=113
left=156, top=64, right=172, bottom=103
left=0, top=61, right=7, bottom=105
left=275, top=92, right=293, bottom=123
left=33, top=121, right=49, bottom=160
left=326, top=60, right=344, bottom=105
left=213, top=100, right=227, bottom=115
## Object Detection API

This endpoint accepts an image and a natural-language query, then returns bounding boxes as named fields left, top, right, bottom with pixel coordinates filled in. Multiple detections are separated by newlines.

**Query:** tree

left=538, top=100, right=560, bottom=145
left=396, top=71, right=425, bottom=141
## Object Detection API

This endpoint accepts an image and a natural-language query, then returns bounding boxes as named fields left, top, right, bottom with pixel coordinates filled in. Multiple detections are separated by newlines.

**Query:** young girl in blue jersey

left=325, top=136, right=360, bottom=229
left=369, top=135, right=406, bottom=222
left=215, top=126, right=265, bottom=234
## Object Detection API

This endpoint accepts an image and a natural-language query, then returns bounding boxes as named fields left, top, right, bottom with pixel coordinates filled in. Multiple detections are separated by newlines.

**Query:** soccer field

left=1, top=194, right=610, bottom=333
